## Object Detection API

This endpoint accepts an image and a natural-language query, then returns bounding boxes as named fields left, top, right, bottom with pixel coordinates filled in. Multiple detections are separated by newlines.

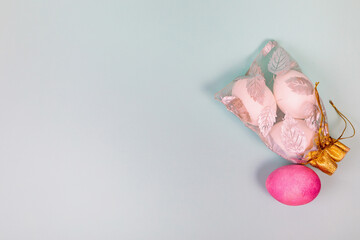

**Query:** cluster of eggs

left=232, top=70, right=317, bottom=160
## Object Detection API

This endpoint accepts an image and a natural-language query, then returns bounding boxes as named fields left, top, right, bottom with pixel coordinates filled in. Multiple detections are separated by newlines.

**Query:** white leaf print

left=283, top=114, right=297, bottom=125
left=286, top=77, right=314, bottom=95
left=268, top=47, right=291, bottom=74
left=258, top=105, right=277, bottom=137
left=304, top=102, right=320, bottom=131
left=246, top=75, right=266, bottom=104
left=262, top=41, right=277, bottom=56
left=281, top=115, right=306, bottom=154
left=222, top=96, right=251, bottom=123
left=247, top=62, right=263, bottom=77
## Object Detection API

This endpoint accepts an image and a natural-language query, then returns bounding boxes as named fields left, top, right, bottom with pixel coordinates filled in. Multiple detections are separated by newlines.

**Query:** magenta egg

left=266, top=165, right=321, bottom=206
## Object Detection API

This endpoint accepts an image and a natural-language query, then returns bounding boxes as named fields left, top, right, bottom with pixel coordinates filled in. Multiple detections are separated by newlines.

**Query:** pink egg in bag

left=215, top=40, right=353, bottom=175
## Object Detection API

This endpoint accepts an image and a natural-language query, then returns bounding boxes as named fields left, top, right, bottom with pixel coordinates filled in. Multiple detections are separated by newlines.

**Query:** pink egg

left=266, top=165, right=321, bottom=206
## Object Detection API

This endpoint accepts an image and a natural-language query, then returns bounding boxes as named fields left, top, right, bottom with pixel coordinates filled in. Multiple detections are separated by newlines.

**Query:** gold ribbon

left=305, top=82, right=355, bottom=175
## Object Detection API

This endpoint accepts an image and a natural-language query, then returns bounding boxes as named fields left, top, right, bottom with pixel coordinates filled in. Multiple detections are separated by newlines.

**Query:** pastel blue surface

left=0, top=0, right=359, bottom=239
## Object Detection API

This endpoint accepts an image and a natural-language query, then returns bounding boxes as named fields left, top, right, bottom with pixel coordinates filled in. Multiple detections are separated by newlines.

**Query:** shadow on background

left=255, top=158, right=290, bottom=195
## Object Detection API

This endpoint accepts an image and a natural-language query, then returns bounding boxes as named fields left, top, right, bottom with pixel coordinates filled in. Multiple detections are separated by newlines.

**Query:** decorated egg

left=269, top=116, right=315, bottom=161
left=232, top=76, right=277, bottom=131
left=273, top=70, right=316, bottom=119
left=266, top=165, right=321, bottom=206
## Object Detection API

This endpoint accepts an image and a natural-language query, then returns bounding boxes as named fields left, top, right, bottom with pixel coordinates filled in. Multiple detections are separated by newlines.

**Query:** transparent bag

left=215, top=40, right=323, bottom=165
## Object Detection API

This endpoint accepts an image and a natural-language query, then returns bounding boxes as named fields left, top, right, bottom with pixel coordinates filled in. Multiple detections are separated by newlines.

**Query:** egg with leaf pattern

left=231, top=76, right=277, bottom=136
left=269, top=116, right=315, bottom=161
left=273, top=70, right=316, bottom=119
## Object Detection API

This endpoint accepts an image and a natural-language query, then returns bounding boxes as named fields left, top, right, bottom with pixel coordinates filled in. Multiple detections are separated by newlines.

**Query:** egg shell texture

left=266, top=165, right=321, bottom=206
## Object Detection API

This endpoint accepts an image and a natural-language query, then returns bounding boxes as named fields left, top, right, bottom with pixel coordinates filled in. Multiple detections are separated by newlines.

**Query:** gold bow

left=305, top=83, right=355, bottom=175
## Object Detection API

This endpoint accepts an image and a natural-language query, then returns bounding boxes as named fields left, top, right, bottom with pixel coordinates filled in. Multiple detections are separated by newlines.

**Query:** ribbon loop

left=305, top=83, right=354, bottom=175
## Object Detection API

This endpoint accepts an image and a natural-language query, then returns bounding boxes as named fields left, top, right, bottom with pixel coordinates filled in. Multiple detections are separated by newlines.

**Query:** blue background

left=0, top=0, right=359, bottom=239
